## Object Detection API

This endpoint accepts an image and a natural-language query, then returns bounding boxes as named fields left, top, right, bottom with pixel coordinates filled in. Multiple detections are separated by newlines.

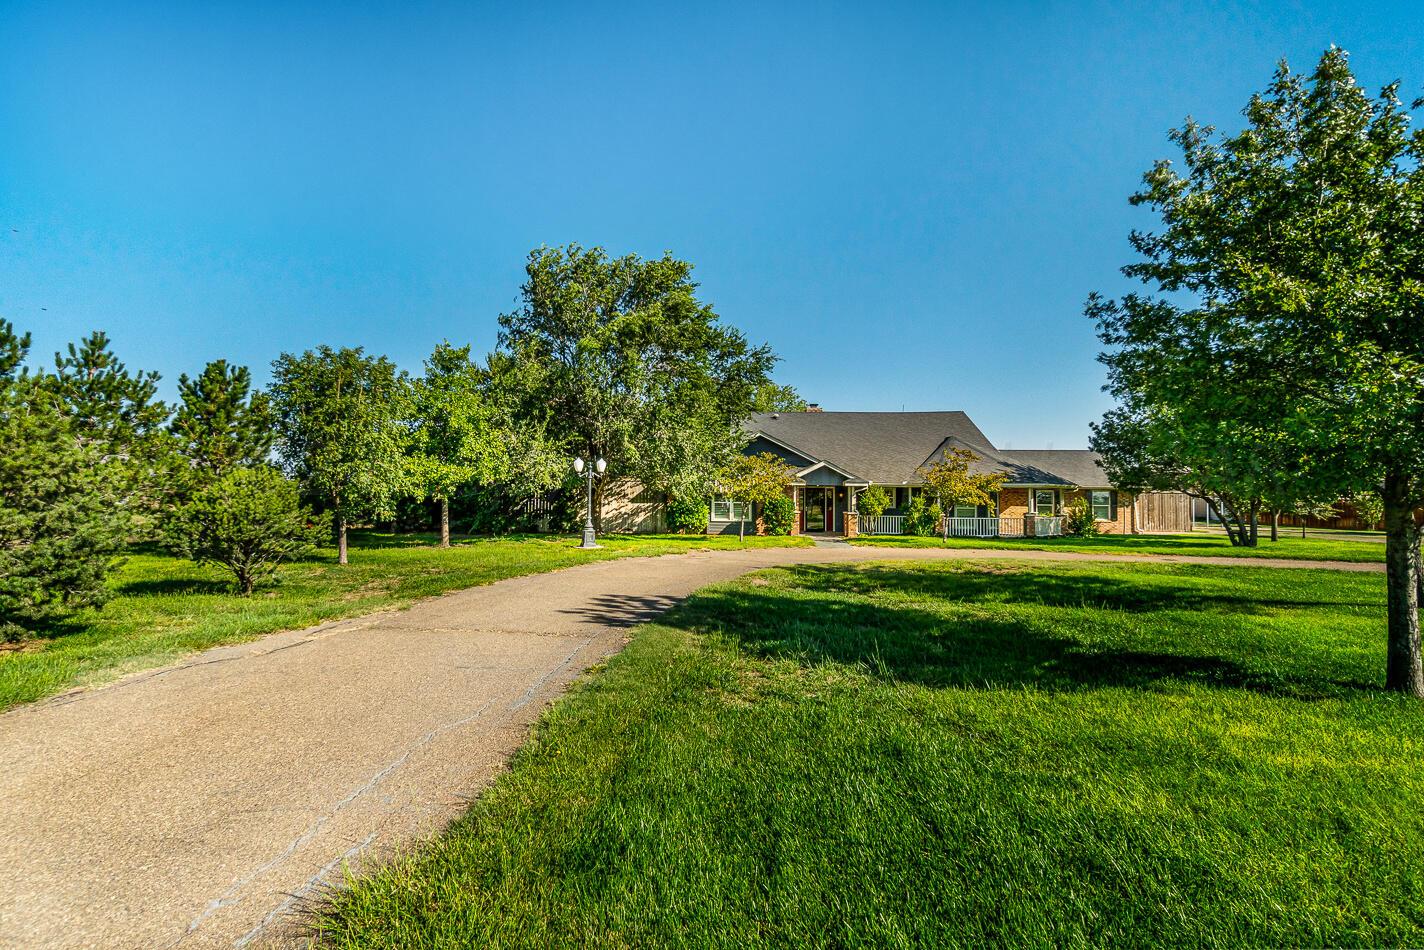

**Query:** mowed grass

left=851, top=530, right=1385, bottom=562
left=316, top=559, right=1424, bottom=948
left=0, top=531, right=809, bottom=712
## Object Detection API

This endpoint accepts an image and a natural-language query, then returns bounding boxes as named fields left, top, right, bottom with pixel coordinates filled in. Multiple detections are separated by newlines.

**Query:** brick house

left=702, top=410, right=1192, bottom=537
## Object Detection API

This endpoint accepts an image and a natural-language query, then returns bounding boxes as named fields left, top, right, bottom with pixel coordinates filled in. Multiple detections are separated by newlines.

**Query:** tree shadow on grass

left=114, top=577, right=235, bottom=597
left=781, top=563, right=1375, bottom=614
left=661, top=565, right=1375, bottom=699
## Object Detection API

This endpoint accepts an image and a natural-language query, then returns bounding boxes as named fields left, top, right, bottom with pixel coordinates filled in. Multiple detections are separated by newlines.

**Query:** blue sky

left=2, top=1, right=1421, bottom=447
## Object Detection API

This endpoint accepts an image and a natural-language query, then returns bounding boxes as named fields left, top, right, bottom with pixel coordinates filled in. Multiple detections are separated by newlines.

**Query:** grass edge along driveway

left=314, top=557, right=1422, bottom=949
left=0, top=532, right=810, bottom=713
left=850, top=530, right=1384, bottom=562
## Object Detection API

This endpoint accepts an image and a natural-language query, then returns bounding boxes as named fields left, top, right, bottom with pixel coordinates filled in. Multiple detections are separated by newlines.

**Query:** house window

left=1033, top=490, right=1057, bottom=514
left=1091, top=490, right=1113, bottom=521
left=711, top=498, right=750, bottom=521
left=953, top=504, right=978, bottom=519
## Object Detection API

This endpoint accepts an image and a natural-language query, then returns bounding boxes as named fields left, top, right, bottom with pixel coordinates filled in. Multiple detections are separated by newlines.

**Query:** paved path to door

left=0, top=545, right=1382, bottom=948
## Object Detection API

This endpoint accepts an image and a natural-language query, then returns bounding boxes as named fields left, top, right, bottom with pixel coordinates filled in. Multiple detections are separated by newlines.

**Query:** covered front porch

left=788, top=460, right=869, bottom=535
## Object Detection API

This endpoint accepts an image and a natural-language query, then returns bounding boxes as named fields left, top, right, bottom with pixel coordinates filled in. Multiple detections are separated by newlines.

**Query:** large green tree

left=269, top=346, right=410, bottom=564
left=495, top=244, right=778, bottom=523
left=169, top=359, right=275, bottom=478
left=1090, top=48, right=1424, bottom=693
left=1090, top=407, right=1272, bottom=548
left=408, top=342, right=511, bottom=547
left=0, top=321, right=123, bottom=640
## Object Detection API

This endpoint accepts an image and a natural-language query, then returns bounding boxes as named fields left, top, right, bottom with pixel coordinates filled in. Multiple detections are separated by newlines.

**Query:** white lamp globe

left=573, top=457, right=585, bottom=474
left=595, top=458, right=606, bottom=474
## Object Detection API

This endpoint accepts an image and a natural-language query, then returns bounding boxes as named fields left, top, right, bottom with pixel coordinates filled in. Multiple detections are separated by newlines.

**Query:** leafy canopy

left=42, top=330, right=178, bottom=535
left=857, top=485, right=891, bottom=519
left=1088, top=46, right=1424, bottom=690
left=270, top=346, right=411, bottom=525
left=715, top=453, right=793, bottom=509
left=916, top=448, right=1005, bottom=512
left=407, top=342, right=507, bottom=504
left=495, top=244, right=778, bottom=502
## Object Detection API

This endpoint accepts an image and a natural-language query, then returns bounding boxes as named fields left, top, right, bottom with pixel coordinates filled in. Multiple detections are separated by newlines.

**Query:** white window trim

left=1032, top=489, right=1058, bottom=514
left=1090, top=490, right=1113, bottom=521
left=711, top=498, right=750, bottom=522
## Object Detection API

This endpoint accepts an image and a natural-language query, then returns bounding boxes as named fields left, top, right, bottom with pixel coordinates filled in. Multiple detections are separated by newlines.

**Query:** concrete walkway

left=0, top=545, right=1383, bottom=948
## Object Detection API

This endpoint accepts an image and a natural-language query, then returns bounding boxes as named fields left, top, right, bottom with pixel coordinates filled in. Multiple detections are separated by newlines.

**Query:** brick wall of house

left=996, top=486, right=1137, bottom=534
left=1063, top=489, right=1135, bottom=534
left=998, top=488, right=1030, bottom=520
left=788, top=486, right=802, bottom=535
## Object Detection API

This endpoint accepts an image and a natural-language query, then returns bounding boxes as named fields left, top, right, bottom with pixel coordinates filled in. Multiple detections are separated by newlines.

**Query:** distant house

left=600, top=410, right=1194, bottom=537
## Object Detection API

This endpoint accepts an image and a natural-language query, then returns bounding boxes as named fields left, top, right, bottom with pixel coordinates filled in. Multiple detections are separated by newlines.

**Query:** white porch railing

left=857, top=514, right=1064, bottom=538
left=945, top=517, right=1001, bottom=537
left=859, top=514, right=905, bottom=535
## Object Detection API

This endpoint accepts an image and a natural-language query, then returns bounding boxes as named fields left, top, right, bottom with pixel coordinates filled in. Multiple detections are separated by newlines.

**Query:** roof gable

left=744, top=411, right=996, bottom=485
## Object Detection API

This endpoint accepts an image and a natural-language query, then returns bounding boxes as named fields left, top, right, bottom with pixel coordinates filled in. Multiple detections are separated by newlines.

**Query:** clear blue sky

left=2, top=1, right=1421, bottom=447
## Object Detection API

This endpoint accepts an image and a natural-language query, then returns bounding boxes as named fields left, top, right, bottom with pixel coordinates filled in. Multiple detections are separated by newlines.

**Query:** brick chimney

left=805, top=403, right=823, bottom=412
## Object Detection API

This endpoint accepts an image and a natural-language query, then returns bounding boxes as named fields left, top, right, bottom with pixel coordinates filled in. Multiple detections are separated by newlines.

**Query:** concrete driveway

left=0, top=545, right=1382, bottom=948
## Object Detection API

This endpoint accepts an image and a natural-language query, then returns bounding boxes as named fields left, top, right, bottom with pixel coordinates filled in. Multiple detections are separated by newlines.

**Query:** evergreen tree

left=165, top=466, right=328, bottom=595
left=170, top=359, right=275, bottom=477
left=48, top=331, right=169, bottom=455
left=44, top=330, right=176, bottom=533
left=0, top=321, right=123, bottom=640
left=269, top=346, right=410, bottom=564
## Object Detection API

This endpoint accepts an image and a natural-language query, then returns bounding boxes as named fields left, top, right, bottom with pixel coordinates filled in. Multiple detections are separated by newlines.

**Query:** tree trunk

left=1270, top=511, right=1279, bottom=543
left=1383, top=477, right=1424, bottom=696
left=1209, top=498, right=1244, bottom=547
left=337, top=515, right=349, bottom=566
left=439, top=496, right=450, bottom=548
left=1246, top=502, right=1259, bottom=547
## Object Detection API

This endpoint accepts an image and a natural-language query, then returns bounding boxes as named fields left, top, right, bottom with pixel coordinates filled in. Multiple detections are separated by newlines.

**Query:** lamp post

left=574, top=456, right=606, bottom=548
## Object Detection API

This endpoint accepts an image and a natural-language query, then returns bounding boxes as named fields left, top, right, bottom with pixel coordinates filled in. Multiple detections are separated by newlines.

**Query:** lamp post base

left=579, top=526, right=601, bottom=549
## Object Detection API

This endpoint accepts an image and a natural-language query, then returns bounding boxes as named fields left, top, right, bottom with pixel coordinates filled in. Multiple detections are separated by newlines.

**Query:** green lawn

left=850, top=530, right=1385, bottom=562
left=316, top=558, right=1424, bottom=948
left=0, top=531, right=809, bottom=712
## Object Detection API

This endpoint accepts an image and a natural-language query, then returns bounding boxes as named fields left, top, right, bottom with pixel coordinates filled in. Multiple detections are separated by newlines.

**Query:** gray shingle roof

left=997, top=450, right=1110, bottom=487
left=744, top=411, right=1111, bottom=487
